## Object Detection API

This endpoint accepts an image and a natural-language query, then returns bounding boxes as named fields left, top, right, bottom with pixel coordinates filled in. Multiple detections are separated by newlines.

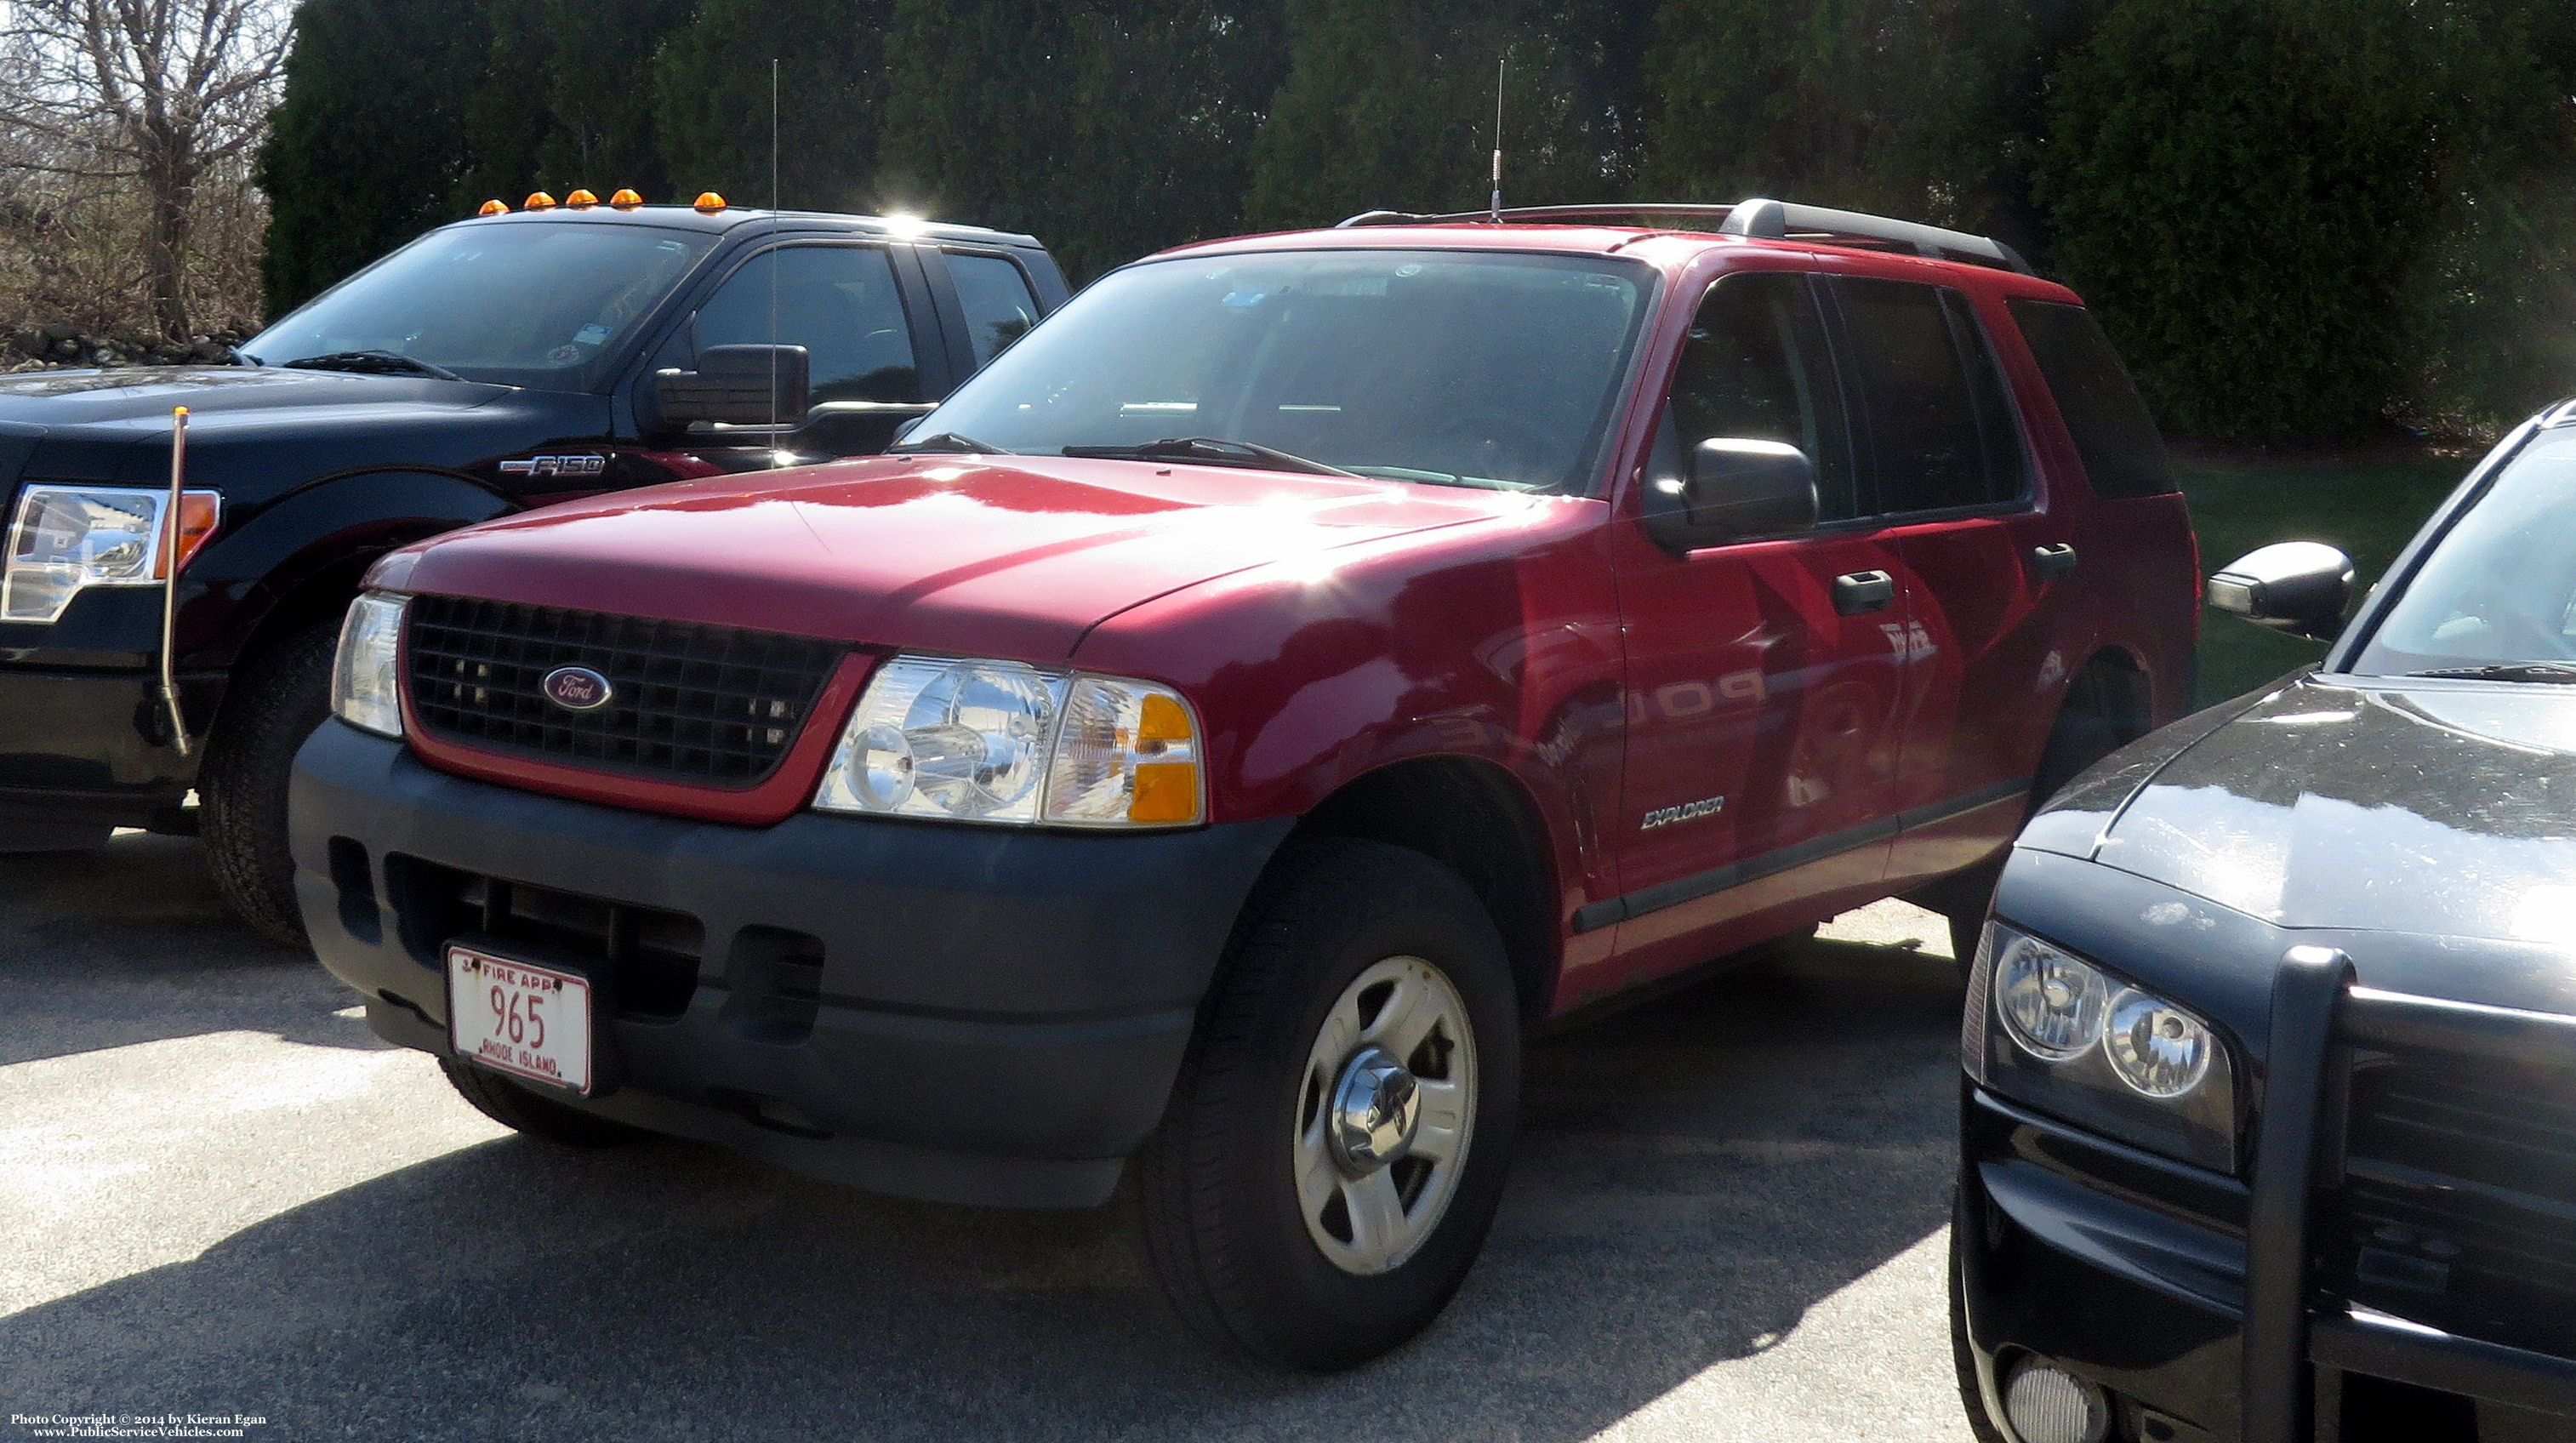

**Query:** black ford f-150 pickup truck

left=0, top=194, right=1064, bottom=941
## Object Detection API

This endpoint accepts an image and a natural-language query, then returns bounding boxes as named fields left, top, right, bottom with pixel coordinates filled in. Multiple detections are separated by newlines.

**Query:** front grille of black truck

left=2329, top=1049, right=2576, bottom=1359
left=405, top=596, right=844, bottom=787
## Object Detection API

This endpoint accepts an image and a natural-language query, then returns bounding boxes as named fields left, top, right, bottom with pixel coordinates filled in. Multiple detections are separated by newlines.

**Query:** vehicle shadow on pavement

left=0, top=833, right=375, bottom=1067
left=0, top=931, right=1967, bottom=1441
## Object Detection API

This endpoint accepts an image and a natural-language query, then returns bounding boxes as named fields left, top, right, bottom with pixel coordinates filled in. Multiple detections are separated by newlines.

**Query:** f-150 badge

left=499, top=454, right=608, bottom=477
left=1641, top=795, right=1725, bottom=830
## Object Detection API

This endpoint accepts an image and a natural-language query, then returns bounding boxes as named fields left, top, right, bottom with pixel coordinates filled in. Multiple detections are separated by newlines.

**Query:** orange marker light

left=524, top=191, right=557, bottom=210
left=609, top=188, right=643, bottom=209
left=477, top=199, right=509, bottom=216
left=1126, top=693, right=1202, bottom=824
left=154, top=493, right=223, bottom=579
left=566, top=188, right=599, bottom=208
left=693, top=191, right=727, bottom=213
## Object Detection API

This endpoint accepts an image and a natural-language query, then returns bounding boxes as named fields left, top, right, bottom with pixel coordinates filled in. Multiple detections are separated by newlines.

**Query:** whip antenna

left=1489, top=54, right=1506, bottom=223
left=767, top=56, right=782, bottom=465
left=157, top=406, right=190, bottom=756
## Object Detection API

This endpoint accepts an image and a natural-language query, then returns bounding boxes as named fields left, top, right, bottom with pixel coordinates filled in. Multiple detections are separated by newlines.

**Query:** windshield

left=2357, top=435, right=2576, bottom=676
left=241, top=221, right=714, bottom=390
left=909, top=249, right=1654, bottom=492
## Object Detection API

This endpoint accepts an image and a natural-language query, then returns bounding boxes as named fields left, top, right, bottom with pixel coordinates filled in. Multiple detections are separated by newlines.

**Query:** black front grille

left=2331, top=1050, right=2576, bottom=1357
left=406, top=596, right=844, bottom=787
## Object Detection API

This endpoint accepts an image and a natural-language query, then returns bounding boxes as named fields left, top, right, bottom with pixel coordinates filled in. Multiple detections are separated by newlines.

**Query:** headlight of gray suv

left=1964, top=921, right=2239, bottom=1172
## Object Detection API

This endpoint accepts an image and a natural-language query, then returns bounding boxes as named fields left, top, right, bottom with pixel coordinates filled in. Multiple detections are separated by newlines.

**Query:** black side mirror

left=654, top=344, right=810, bottom=428
left=792, top=401, right=939, bottom=457
left=1642, top=437, right=1821, bottom=553
left=2206, top=541, right=2353, bottom=641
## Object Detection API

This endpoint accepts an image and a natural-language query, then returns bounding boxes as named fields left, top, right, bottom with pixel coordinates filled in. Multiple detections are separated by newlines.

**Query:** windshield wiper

left=1060, top=436, right=1359, bottom=478
left=1342, top=465, right=1534, bottom=493
left=888, top=431, right=1013, bottom=455
left=2409, top=662, right=2576, bottom=684
left=280, top=349, right=464, bottom=382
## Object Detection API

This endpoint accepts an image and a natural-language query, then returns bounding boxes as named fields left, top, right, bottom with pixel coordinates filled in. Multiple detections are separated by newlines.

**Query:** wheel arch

left=192, top=469, right=516, bottom=732
left=2037, top=644, right=2157, bottom=801
left=1285, top=754, right=1561, bottom=1025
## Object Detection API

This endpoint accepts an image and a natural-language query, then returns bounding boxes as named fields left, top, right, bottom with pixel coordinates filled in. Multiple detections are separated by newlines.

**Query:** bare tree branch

left=0, top=0, right=287, bottom=335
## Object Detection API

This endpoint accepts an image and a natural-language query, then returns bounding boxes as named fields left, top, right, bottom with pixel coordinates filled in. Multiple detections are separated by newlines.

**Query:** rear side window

left=1656, top=271, right=1857, bottom=520
left=2008, top=299, right=2174, bottom=499
left=1830, top=277, right=2029, bottom=514
left=947, top=253, right=1041, bottom=369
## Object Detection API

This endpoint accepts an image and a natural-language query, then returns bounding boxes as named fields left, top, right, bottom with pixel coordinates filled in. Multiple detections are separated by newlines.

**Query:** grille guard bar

left=2242, top=955, right=2576, bottom=1439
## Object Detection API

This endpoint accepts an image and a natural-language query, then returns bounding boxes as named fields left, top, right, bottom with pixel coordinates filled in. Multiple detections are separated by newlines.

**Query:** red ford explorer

left=290, top=199, right=2197, bottom=1369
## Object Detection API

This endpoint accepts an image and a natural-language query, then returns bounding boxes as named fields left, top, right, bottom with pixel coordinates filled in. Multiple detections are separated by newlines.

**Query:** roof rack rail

left=1333, top=198, right=2034, bottom=276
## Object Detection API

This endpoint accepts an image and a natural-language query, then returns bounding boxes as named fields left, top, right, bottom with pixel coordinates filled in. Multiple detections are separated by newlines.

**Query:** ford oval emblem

left=540, top=665, right=613, bottom=712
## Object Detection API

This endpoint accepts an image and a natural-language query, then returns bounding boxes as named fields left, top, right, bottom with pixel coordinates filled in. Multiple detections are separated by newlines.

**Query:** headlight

left=2104, top=987, right=2215, bottom=1098
left=1996, top=933, right=2111, bottom=1060
left=1967, top=921, right=2238, bottom=1172
left=2, top=484, right=221, bottom=624
left=813, top=653, right=1203, bottom=827
left=333, top=591, right=407, bottom=738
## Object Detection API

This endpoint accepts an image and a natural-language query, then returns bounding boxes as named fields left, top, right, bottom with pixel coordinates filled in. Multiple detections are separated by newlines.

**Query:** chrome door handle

left=1832, top=570, right=1896, bottom=615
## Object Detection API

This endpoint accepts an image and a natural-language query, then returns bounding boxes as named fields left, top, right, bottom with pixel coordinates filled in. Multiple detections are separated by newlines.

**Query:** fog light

left=2003, top=1358, right=2108, bottom=1443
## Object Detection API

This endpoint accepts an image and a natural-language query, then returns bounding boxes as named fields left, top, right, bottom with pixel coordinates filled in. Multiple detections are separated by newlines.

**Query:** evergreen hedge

left=258, top=0, right=2576, bottom=441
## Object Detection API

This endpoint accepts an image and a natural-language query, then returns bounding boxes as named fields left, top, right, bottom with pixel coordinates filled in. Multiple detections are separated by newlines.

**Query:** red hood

left=373, top=453, right=1513, bottom=659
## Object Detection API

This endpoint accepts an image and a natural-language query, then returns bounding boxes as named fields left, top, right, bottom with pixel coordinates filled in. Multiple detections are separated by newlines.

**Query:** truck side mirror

left=2206, top=541, right=2353, bottom=641
left=1642, top=437, right=1821, bottom=553
left=654, top=344, right=810, bottom=428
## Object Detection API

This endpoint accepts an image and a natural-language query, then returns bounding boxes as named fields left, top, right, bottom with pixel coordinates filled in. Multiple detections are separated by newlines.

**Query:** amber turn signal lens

left=565, top=189, right=599, bottom=208
left=1128, top=764, right=1199, bottom=824
left=1126, top=693, right=1201, bottom=824
left=609, top=188, right=643, bottom=209
left=1138, top=693, right=1193, bottom=745
left=477, top=199, right=509, bottom=216
left=693, top=191, right=727, bottom=213
left=153, top=491, right=224, bottom=579
left=524, top=191, right=556, bottom=210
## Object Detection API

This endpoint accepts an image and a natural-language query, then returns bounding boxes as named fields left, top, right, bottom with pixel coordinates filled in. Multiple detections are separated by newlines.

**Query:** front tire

left=1951, top=1205, right=2012, bottom=1443
left=1139, top=838, right=1521, bottom=1370
left=201, top=622, right=339, bottom=947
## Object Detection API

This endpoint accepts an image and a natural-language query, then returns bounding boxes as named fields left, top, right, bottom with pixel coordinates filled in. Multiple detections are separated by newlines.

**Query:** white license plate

left=447, top=944, right=592, bottom=1095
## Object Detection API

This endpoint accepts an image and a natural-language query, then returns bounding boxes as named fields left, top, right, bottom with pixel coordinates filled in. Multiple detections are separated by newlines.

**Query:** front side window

left=1652, top=271, right=1857, bottom=521
left=693, top=245, right=920, bottom=404
left=241, top=222, right=714, bottom=391
left=2356, top=436, right=2576, bottom=675
left=909, top=249, right=1655, bottom=493
left=1832, top=277, right=2030, bottom=513
left=947, top=253, right=1040, bottom=368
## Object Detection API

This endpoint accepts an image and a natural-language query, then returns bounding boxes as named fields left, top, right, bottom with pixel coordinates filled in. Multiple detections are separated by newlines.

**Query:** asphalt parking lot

left=3, top=833, right=1976, bottom=1442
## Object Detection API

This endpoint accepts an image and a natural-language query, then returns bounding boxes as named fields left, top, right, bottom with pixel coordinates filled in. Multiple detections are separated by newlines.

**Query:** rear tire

left=201, top=622, right=339, bottom=948
left=1138, top=838, right=1521, bottom=1371
left=439, top=1058, right=650, bottom=1148
left=1920, top=675, right=2140, bottom=972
